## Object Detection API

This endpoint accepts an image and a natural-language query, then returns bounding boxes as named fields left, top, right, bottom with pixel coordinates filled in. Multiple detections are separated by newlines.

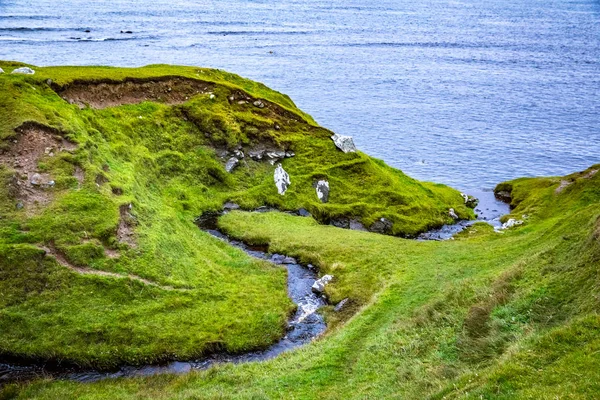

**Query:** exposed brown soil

left=555, top=180, right=572, bottom=194
left=40, top=245, right=183, bottom=291
left=555, top=169, right=597, bottom=194
left=0, top=123, right=77, bottom=210
left=58, top=77, right=216, bottom=109
left=117, top=204, right=137, bottom=248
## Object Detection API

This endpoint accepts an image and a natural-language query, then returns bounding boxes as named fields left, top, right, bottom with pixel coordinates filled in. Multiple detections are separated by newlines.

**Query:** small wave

left=206, top=30, right=312, bottom=36
left=0, top=27, right=84, bottom=32
left=68, top=37, right=138, bottom=42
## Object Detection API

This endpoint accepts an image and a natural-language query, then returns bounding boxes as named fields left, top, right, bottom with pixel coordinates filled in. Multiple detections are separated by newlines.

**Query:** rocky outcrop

left=460, top=193, right=479, bottom=208
left=315, top=180, right=330, bottom=203
left=331, top=134, right=357, bottom=153
left=12, top=67, right=35, bottom=75
left=312, top=274, right=333, bottom=294
left=274, top=164, right=291, bottom=195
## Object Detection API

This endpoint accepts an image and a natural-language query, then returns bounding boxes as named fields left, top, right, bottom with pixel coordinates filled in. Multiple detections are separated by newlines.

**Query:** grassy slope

left=0, top=63, right=467, bottom=368
left=9, top=166, right=600, bottom=399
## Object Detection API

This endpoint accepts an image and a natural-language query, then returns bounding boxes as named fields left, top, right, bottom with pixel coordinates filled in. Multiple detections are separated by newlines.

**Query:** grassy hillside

left=5, top=158, right=600, bottom=399
left=0, top=62, right=468, bottom=369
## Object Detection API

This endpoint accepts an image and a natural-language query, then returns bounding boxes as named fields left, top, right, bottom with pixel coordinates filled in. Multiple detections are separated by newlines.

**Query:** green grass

left=2, top=62, right=599, bottom=399
left=0, top=63, right=467, bottom=369
left=6, top=165, right=600, bottom=399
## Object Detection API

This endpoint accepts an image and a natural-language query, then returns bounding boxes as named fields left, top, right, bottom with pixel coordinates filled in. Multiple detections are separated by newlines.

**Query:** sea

left=1, top=0, right=599, bottom=190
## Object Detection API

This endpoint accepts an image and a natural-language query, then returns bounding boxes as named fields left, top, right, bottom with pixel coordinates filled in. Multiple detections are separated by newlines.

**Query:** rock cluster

left=223, top=146, right=294, bottom=172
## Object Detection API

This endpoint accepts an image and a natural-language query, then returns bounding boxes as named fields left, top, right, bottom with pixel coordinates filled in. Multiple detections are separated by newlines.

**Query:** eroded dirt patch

left=0, top=123, right=77, bottom=210
left=58, top=77, right=216, bottom=109
left=117, top=203, right=137, bottom=248
left=40, top=245, right=182, bottom=291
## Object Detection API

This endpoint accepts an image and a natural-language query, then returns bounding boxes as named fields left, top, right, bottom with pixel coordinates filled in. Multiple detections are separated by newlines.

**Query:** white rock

left=12, top=67, right=35, bottom=75
left=274, top=163, right=290, bottom=195
left=312, top=274, right=333, bottom=294
left=331, top=134, right=357, bottom=153
left=0, top=68, right=4, bottom=74
left=30, top=173, right=43, bottom=186
left=501, top=218, right=523, bottom=230
left=225, top=157, right=239, bottom=173
left=449, top=208, right=459, bottom=219
left=316, top=180, right=329, bottom=203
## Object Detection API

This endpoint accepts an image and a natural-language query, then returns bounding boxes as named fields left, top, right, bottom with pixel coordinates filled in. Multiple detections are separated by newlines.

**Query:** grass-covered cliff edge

left=0, top=61, right=469, bottom=369
left=1, top=62, right=599, bottom=399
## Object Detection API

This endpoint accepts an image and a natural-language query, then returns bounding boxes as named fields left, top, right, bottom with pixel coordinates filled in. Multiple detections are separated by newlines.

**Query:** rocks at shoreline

left=331, top=134, right=357, bottom=153
left=460, top=192, right=479, bottom=208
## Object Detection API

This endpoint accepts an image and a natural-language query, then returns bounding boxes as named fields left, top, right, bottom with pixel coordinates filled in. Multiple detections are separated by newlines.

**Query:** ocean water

left=1, top=0, right=599, bottom=190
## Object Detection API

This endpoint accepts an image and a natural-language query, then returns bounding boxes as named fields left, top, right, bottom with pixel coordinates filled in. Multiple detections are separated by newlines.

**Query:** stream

left=0, top=190, right=509, bottom=384
left=0, top=226, right=327, bottom=384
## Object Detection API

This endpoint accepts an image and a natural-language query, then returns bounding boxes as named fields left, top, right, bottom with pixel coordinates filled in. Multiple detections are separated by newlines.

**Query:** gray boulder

left=334, top=298, right=349, bottom=312
left=298, top=208, right=312, bottom=217
left=349, top=219, right=368, bottom=231
left=315, top=180, right=330, bottom=203
left=370, top=217, right=393, bottom=234
left=223, top=202, right=240, bottom=211
left=311, top=274, right=333, bottom=294
left=274, top=163, right=291, bottom=195
left=449, top=208, right=459, bottom=219
left=12, top=67, right=35, bottom=75
left=225, top=157, right=239, bottom=173
left=331, top=134, right=357, bottom=153
left=253, top=100, right=265, bottom=108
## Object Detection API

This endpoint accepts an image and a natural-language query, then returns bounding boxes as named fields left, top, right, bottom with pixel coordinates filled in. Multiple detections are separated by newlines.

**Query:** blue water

left=1, top=0, right=599, bottom=190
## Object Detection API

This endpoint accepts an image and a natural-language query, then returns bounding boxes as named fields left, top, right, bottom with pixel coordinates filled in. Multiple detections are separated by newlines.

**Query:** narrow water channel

left=0, top=227, right=327, bottom=384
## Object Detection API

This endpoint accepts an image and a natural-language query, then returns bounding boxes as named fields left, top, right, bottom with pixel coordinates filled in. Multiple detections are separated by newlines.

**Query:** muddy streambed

left=0, top=228, right=326, bottom=384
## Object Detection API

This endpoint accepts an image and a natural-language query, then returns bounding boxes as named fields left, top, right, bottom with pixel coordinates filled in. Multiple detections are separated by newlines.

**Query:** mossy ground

left=0, top=62, right=468, bottom=369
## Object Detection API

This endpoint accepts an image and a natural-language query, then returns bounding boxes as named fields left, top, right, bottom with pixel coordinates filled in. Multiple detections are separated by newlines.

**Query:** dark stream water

left=1, top=0, right=599, bottom=190
left=0, top=228, right=326, bottom=384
